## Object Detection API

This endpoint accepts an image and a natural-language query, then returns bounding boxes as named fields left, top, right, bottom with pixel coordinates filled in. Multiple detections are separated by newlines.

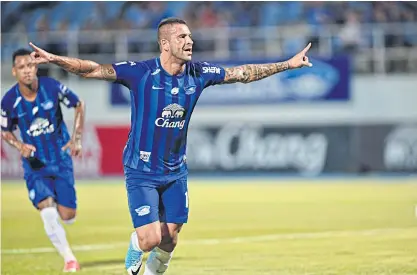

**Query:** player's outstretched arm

left=1, top=131, right=36, bottom=158
left=29, top=42, right=116, bottom=81
left=221, top=43, right=313, bottom=84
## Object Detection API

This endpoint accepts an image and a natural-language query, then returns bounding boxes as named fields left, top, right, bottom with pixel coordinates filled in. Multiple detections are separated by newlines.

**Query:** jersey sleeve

left=1, top=97, right=15, bottom=132
left=112, top=61, right=145, bottom=89
left=54, top=80, right=80, bottom=108
left=195, top=61, right=226, bottom=88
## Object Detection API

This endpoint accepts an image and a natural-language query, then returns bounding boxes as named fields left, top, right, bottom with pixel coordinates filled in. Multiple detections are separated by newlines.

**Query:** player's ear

left=160, top=39, right=169, bottom=52
left=11, top=67, right=16, bottom=77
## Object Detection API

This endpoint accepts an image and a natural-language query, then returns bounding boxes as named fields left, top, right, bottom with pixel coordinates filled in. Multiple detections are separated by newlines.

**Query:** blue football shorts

left=23, top=158, right=76, bottom=209
left=124, top=166, right=189, bottom=228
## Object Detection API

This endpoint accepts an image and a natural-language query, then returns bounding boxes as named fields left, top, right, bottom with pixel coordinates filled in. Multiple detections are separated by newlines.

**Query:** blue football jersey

left=112, top=58, right=225, bottom=177
left=1, top=77, right=80, bottom=168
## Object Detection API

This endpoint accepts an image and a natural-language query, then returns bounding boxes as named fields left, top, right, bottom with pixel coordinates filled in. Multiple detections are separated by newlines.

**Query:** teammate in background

left=28, top=17, right=312, bottom=275
left=1, top=49, right=85, bottom=272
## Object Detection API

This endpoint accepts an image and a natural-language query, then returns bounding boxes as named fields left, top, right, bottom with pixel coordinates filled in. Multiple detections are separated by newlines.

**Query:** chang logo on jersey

left=155, top=103, right=186, bottom=129
left=27, top=118, right=55, bottom=137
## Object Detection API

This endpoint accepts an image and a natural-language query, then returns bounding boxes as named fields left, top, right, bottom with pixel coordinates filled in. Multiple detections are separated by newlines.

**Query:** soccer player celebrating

left=1, top=49, right=85, bottom=272
left=28, top=18, right=312, bottom=275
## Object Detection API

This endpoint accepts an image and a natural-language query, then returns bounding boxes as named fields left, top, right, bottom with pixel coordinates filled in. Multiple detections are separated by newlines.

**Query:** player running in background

left=1, top=49, right=85, bottom=272
left=28, top=17, right=312, bottom=275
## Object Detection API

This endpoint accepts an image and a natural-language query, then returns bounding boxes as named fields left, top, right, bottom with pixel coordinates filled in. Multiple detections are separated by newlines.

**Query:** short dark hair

left=157, top=17, right=187, bottom=41
left=12, top=48, right=32, bottom=66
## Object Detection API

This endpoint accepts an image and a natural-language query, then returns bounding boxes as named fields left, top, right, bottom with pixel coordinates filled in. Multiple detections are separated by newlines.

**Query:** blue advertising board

left=110, top=56, right=350, bottom=106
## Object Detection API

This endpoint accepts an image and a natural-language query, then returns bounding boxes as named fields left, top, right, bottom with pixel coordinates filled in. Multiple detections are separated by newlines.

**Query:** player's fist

left=62, top=139, right=83, bottom=158
left=29, top=42, right=54, bottom=64
left=18, top=143, right=36, bottom=158
left=287, top=43, right=313, bottom=69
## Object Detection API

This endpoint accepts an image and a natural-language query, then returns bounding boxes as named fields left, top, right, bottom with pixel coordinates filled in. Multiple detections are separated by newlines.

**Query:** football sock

left=40, top=207, right=76, bottom=262
left=143, top=246, right=173, bottom=275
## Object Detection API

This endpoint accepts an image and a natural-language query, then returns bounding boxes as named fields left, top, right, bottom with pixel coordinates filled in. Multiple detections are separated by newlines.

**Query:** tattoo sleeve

left=1, top=131, right=22, bottom=151
left=72, top=101, right=85, bottom=141
left=51, top=55, right=116, bottom=81
left=222, top=61, right=290, bottom=84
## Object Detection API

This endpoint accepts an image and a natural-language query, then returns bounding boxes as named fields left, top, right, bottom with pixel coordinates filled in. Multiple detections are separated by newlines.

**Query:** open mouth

left=184, top=49, right=192, bottom=54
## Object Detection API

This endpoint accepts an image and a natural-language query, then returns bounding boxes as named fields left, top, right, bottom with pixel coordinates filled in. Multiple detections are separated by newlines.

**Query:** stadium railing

left=2, top=22, right=417, bottom=79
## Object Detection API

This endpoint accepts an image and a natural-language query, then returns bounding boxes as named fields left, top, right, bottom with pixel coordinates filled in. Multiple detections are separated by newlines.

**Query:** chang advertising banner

left=186, top=123, right=352, bottom=175
left=109, top=56, right=350, bottom=106
left=355, top=124, right=417, bottom=173
left=3, top=123, right=415, bottom=179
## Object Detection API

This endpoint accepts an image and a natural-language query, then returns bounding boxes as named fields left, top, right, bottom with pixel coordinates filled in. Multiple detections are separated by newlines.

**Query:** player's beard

left=172, top=48, right=192, bottom=62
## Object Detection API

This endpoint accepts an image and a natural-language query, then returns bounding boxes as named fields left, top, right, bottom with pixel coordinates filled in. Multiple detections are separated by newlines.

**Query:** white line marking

left=2, top=227, right=415, bottom=255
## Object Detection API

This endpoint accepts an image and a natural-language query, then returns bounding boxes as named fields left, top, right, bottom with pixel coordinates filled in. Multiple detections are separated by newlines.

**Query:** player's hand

left=62, top=139, right=83, bottom=158
left=287, top=42, right=313, bottom=69
left=29, top=42, right=55, bottom=64
left=18, top=143, right=36, bottom=158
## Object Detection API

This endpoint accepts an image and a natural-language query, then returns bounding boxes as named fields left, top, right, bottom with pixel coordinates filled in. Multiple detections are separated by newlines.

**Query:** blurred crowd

left=2, top=1, right=417, bottom=32
left=2, top=1, right=417, bottom=66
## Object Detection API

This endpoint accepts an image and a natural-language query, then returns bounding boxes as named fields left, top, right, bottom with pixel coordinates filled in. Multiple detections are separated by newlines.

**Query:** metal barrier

left=2, top=23, right=417, bottom=78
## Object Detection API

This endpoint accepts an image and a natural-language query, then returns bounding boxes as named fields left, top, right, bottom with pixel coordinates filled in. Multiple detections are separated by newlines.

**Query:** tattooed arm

left=29, top=42, right=116, bottom=81
left=222, top=61, right=290, bottom=84
left=52, top=57, right=116, bottom=81
left=221, top=42, right=313, bottom=85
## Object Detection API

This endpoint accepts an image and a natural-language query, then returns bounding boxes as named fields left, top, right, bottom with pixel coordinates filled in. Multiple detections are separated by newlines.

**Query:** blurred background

left=2, top=1, right=417, bottom=178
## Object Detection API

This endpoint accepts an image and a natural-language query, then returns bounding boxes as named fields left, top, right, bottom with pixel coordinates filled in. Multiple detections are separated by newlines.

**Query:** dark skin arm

left=62, top=101, right=85, bottom=157
left=1, top=131, right=36, bottom=158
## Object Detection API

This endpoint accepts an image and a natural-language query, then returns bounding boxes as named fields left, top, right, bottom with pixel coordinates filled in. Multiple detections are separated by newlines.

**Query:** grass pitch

left=2, top=177, right=417, bottom=275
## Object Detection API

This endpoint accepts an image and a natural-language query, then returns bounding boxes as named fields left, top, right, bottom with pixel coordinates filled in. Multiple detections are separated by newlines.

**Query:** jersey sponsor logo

left=185, top=85, right=196, bottom=95
left=151, top=68, right=161, bottom=75
left=135, top=205, right=151, bottom=216
left=171, top=87, right=179, bottom=95
left=184, top=86, right=196, bottom=95
left=41, top=100, right=54, bottom=110
left=139, top=151, right=151, bottom=162
left=202, top=66, right=221, bottom=74
left=152, top=85, right=164, bottom=90
left=155, top=104, right=186, bottom=129
left=32, top=106, right=39, bottom=115
left=27, top=118, right=55, bottom=137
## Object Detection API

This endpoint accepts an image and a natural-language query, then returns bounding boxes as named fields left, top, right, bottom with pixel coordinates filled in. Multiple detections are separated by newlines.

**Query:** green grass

left=2, top=178, right=417, bottom=275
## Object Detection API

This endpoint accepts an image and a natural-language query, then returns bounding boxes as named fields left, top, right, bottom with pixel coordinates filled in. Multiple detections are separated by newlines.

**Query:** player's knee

left=58, top=210, right=76, bottom=221
left=137, top=231, right=161, bottom=252
left=57, top=205, right=76, bottom=221
left=37, top=197, right=55, bottom=210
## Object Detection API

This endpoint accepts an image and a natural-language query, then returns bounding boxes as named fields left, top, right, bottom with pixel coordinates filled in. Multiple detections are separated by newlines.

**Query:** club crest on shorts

left=135, top=205, right=151, bottom=216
